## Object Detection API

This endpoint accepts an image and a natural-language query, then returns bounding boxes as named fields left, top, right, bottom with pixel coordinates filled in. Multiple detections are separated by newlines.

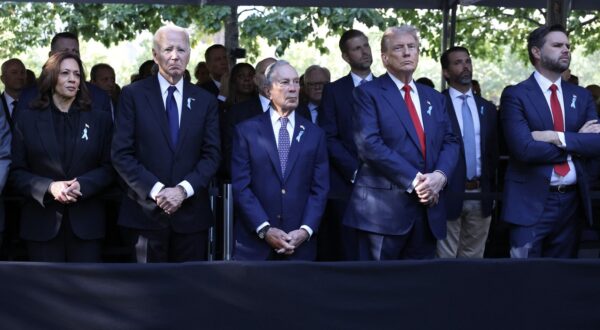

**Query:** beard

left=457, top=71, right=472, bottom=85
left=541, top=52, right=570, bottom=73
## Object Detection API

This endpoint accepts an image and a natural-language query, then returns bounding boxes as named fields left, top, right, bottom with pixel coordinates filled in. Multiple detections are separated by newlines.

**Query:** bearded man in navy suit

left=501, top=24, right=600, bottom=258
left=232, top=60, right=329, bottom=261
left=344, top=25, right=459, bottom=260
left=112, top=25, right=220, bottom=262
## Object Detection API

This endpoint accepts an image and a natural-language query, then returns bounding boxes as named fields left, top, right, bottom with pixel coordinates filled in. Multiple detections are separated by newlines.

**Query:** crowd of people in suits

left=0, top=22, right=599, bottom=263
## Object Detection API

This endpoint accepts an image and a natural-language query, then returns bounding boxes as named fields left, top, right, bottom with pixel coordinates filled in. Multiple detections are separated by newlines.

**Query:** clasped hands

left=265, top=227, right=309, bottom=256
left=49, top=178, right=81, bottom=204
left=414, top=171, right=446, bottom=207
left=156, top=186, right=186, bottom=215
left=532, top=119, right=600, bottom=145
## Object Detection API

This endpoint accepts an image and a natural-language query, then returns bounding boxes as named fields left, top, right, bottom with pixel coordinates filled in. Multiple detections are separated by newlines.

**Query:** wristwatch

left=258, top=225, right=271, bottom=240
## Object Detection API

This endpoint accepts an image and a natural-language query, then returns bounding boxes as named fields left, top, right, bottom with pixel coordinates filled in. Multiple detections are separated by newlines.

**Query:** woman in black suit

left=9, top=52, right=114, bottom=262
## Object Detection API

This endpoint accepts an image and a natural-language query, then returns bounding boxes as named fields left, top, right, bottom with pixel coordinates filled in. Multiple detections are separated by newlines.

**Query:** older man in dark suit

left=501, top=24, right=600, bottom=258
left=112, top=25, right=221, bottom=262
left=345, top=26, right=459, bottom=260
left=232, top=60, right=329, bottom=261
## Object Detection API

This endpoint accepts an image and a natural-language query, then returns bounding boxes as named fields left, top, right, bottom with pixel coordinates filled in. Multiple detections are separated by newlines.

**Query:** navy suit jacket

left=443, top=90, right=498, bottom=219
left=501, top=74, right=600, bottom=226
left=319, top=74, right=360, bottom=199
left=9, top=105, right=114, bottom=241
left=111, top=75, right=221, bottom=233
left=200, top=80, right=220, bottom=97
left=344, top=74, right=459, bottom=239
left=232, top=111, right=329, bottom=260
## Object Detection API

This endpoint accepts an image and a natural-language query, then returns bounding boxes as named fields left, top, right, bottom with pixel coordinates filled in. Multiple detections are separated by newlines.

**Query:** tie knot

left=550, top=84, right=558, bottom=93
left=168, top=85, right=177, bottom=95
left=280, top=116, right=288, bottom=126
left=359, top=79, right=367, bottom=86
left=459, top=94, right=469, bottom=101
left=402, top=85, right=411, bottom=93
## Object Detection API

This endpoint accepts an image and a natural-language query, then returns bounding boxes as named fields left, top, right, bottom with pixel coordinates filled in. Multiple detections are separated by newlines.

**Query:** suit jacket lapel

left=561, top=81, right=578, bottom=132
left=176, top=82, right=195, bottom=154
left=283, top=118, right=305, bottom=182
left=36, top=108, right=66, bottom=177
left=474, top=96, right=488, bottom=156
left=144, top=76, right=175, bottom=152
left=258, top=112, right=284, bottom=180
left=524, top=75, right=554, bottom=130
left=417, top=84, right=436, bottom=156
left=379, top=74, right=422, bottom=154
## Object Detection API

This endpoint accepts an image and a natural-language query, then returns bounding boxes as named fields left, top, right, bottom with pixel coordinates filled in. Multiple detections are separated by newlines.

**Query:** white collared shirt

left=270, top=107, right=295, bottom=146
left=350, top=72, right=374, bottom=87
left=148, top=74, right=194, bottom=200
left=533, top=71, right=576, bottom=185
left=4, top=93, right=16, bottom=117
left=259, top=94, right=270, bottom=112
left=157, top=73, right=184, bottom=125
left=449, top=87, right=482, bottom=178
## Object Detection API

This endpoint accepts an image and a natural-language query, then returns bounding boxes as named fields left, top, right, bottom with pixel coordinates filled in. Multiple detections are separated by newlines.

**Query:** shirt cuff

left=556, top=132, right=566, bottom=148
left=407, top=172, right=422, bottom=193
left=434, top=170, right=448, bottom=188
left=256, top=221, right=270, bottom=234
left=149, top=182, right=165, bottom=200
left=300, top=225, right=313, bottom=238
left=178, top=180, right=194, bottom=199
left=217, top=95, right=227, bottom=102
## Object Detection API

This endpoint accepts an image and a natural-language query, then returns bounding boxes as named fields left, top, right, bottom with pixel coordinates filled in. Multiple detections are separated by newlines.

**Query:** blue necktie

left=166, top=86, right=179, bottom=147
left=459, top=94, right=477, bottom=180
left=278, top=117, right=291, bottom=175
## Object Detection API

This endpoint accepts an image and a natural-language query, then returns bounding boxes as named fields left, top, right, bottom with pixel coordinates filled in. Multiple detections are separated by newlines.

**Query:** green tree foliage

left=0, top=3, right=598, bottom=63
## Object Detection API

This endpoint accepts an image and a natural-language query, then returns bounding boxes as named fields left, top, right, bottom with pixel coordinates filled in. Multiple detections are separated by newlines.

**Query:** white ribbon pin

left=81, top=124, right=89, bottom=141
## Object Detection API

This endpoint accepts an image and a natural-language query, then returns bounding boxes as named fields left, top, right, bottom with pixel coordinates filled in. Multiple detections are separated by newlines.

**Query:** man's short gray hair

left=381, top=25, right=420, bottom=52
left=264, top=60, right=292, bottom=88
left=153, top=25, right=190, bottom=51
left=303, top=65, right=331, bottom=85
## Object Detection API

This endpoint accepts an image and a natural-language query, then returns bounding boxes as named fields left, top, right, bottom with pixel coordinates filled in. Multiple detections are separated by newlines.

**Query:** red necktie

left=402, top=85, right=426, bottom=158
left=549, top=84, right=569, bottom=176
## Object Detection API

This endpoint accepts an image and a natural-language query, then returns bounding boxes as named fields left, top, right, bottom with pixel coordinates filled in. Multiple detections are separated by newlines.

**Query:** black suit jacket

left=319, top=74, right=359, bottom=199
left=200, top=80, right=220, bottom=97
left=112, top=75, right=221, bottom=233
left=9, top=105, right=114, bottom=241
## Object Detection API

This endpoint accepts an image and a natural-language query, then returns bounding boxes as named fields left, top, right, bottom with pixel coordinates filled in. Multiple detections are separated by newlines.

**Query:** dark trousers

left=27, top=215, right=102, bottom=262
left=357, top=215, right=436, bottom=260
left=127, top=227, right=208, bottom=263
left=510, top=190, right=581, bottom=258
left=317, top=198, right=358, bottom=261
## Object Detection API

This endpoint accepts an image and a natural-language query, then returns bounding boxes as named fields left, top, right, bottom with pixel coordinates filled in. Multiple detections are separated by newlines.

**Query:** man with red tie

left=500, top=24, right=600, bottom=258
left=344, top=26, right=459, bottom=260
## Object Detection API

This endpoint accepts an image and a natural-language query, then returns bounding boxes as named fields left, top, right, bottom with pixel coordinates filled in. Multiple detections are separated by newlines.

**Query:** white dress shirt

left=350, top=72, right=374, bottom=87
left=449, top=87, right=482, bottom=178
left=4, top=93, right=16, bottom=117
left=148, top=73, right=194, bottom=200
left=533, top=71, right=576, bottom=185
